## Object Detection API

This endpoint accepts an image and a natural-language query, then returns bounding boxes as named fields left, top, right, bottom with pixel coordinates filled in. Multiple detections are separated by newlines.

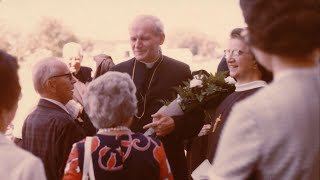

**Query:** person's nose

left=71, top=76, right=77, bottom=84
left=226, top=54, right=235, bottom=63
left=135, top=39, right=143, bottom=49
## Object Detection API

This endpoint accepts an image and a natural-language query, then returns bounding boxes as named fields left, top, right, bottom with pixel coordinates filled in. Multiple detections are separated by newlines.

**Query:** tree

left=0, top=21, right=13, bottom=51
left=0, top=20, right=30, bottom=60
left=80, top=40, right=95, bottom=52
left=28, top=17, right=79, bottom=57
left=167, top=30, right=219, bottom=58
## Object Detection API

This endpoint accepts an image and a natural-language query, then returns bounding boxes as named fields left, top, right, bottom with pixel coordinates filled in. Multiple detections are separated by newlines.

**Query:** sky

left=0, top=0, right=246, bottom=45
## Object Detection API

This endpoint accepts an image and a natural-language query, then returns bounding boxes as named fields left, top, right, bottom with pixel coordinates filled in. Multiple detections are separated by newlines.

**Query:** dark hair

left=0, top=50, right=21, bottom=111
left=230, top=28, right=245, bottom=40
left=240, top=0, right=320, bottom=58
left=217, top=56, right=229, bottom=76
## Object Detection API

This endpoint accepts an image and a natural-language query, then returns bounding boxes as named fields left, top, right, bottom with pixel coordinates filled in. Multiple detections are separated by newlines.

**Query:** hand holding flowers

left=144, top=71, right=235, bottom=137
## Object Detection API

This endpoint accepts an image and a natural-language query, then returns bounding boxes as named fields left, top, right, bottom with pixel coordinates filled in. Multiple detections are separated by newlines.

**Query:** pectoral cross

left=212, top=114, right=222, bottom=133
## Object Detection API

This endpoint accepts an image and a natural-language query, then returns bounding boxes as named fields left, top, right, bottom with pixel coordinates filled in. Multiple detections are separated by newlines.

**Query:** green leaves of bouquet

left=173, top=71, right=235, bottom=112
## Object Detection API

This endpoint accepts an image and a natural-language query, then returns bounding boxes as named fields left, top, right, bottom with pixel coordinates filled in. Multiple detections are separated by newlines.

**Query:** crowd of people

left=0, top=0, right=319, bottom=179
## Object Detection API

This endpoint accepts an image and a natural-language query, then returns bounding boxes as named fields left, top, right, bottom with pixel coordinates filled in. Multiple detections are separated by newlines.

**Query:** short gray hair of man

left=84, top=71, right=137, bottom=129
left=129, top=14, right=165, bottom=36
left=32, top=57, right=67, bottom=94
left=62, top=42, right=83, bottom=61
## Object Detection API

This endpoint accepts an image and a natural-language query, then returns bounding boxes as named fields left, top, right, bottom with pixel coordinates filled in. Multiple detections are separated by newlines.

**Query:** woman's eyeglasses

left=224, top=49, right=250, bottom=57
left=49, top=73, right=73, bottom=81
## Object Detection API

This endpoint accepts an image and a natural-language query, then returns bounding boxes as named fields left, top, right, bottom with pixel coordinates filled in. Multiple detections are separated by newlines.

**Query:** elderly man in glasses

left=21, top=57, right=85, bottom=180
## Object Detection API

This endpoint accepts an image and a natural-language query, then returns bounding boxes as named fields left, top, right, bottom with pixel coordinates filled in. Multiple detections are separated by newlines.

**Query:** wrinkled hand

left=198, top=124, right=211, bottom=137
left=143, top=112, right=175, bottom=137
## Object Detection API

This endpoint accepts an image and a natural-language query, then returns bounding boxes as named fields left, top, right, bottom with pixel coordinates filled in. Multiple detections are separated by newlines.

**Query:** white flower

left=176, top=94, right=182, bottom=103
left=193, top=74, right=204, bottom=80
left=224, top=76, right=236, bottom=84
left=190, top=78, right=203, bottom=88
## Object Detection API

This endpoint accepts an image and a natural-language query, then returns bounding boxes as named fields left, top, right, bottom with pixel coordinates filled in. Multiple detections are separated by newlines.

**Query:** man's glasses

left=224, top=49, right=250, bottom=57
left=49, top=73, right=73, bottom=81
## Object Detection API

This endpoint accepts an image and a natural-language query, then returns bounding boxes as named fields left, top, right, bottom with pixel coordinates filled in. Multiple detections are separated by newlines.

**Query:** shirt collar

left=141, top=60, right=158, bottom=69
left=235, top=80, right=267, bottom=92
left=41, top=97, right=70, bottom=114
left=0, top=133, right=13, bottom=145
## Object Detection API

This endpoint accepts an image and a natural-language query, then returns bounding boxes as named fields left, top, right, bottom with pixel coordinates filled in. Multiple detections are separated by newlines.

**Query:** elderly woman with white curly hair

left=63, top=71, right=173, bottom=180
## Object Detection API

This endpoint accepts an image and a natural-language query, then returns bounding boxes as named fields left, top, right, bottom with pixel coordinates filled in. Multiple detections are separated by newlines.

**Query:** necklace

left=98, top=126, right=131, bottom=133
left=132, top=55, right=164, bottom=119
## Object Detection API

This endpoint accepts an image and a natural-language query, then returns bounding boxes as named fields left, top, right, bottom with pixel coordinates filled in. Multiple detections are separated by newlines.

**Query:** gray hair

left=32, top=57, right=66, bottom=94
left=129, top=14, right=165, bottom=36
left=84, top=71, right=137, bottom=129
left=62, top=42, right=83, bottom=60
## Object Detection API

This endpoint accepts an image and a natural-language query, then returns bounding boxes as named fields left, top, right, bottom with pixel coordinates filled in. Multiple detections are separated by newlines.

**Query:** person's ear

left=159, top=34, right=165, bottom=45
left=45, top=79, right=57, bottom=93
left=80, top=55, right=84, bottom=63
left=0, top=108, right=12, bottom=132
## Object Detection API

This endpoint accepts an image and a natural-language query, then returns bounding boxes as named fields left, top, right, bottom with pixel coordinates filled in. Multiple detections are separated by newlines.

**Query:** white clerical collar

left=141, top=60, right=158, bottom=69
left=41, top=97, right=69, bottom=114
left=235, top=80, right=267, bottom=92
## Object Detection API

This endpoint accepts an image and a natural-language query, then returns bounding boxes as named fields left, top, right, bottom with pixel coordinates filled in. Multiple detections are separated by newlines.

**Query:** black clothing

left=206, top=88, right=261, bottom=162
left=111, top=56, right=205, bottom=180
left=73, top=66, right=92, bottom=84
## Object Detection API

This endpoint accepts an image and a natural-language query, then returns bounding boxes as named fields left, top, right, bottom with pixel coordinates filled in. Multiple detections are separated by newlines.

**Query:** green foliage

left=170, top=71, right=235, bottom=112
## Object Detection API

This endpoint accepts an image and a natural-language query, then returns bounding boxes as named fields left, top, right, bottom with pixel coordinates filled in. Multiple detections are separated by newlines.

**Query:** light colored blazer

left=0, top=133, right=46, bottom=180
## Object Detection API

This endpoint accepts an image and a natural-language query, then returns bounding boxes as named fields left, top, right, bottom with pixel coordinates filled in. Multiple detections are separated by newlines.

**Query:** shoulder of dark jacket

left=110, top=58, right=134, bottom=71
left=162, top=55, right=189, bottom=68
left=80, top=66, right=92, bottom=72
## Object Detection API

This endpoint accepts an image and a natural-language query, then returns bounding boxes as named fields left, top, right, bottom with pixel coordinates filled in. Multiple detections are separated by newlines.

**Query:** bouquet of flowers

left=160, top=71, right=236, bottom=114
left=144, top=71, right=235, bottom=136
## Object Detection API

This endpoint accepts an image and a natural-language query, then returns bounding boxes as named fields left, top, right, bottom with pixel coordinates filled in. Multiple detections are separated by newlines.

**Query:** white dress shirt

left=41, top=98, right=69, bottom=114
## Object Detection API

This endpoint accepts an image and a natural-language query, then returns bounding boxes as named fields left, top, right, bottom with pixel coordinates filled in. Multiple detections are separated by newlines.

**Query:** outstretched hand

left=143, top=112, right=175, bottom=137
